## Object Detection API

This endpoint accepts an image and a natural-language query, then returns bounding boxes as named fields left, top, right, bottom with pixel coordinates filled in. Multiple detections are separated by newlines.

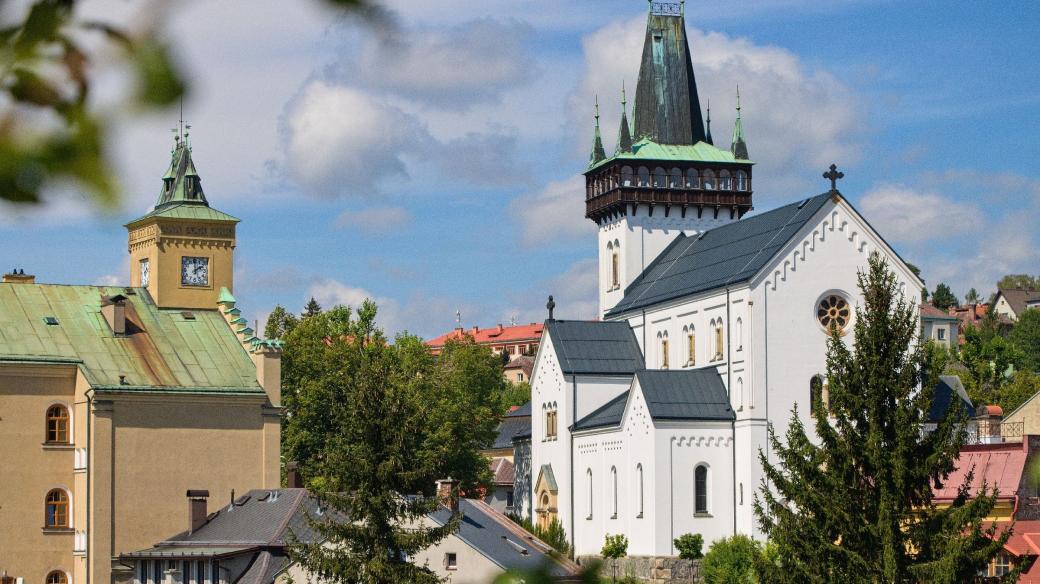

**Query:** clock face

left=140, top=259, right=150, bottom=287
left=181, top=256, right=210, bottom=287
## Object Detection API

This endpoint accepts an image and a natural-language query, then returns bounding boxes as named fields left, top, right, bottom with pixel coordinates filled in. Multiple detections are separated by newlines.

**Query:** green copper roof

left=127, top=203, right=240, bottom=226
left=0, top=283, right=264, bottom=394
left=731, top=89, right=749, bottom=160
left=217, top=287, right=237, bottom=305
left=589, top=137, right=750, bottom=172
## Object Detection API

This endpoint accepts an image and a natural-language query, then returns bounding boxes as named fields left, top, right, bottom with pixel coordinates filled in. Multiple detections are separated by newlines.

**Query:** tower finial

left=736, top=85, right=741, bottom=115
left=616, top=81, right=633, bottom=153
left=730, top=86, right=749, bottom=160
left=705, top=97, right=713, bottom=145
left=590, top=94, right=607, bottom=165
left=621, top=80, right=627, bottom=109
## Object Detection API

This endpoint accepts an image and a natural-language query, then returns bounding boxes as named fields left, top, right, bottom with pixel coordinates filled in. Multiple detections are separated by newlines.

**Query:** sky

left=1, top=0, right=1038, bottom=339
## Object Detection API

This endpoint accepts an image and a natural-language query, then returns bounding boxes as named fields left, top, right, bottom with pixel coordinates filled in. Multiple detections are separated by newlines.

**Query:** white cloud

left=571, top=18, right=863, bottom=201
left=510, top=176, right=594, bottom=246
left=281, top=81, right=431, bottom=198
left=308, top=278, right=402, bottom=332
left=334, top=206, right=412, bottom=234
left=506, top=258, right=599, bottom=324
left=94, top=274, right=124, bottom=286
left=859, top=183, right=979, bottom=244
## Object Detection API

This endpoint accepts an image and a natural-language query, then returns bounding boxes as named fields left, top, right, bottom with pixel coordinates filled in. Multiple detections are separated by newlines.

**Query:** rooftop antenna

left=510, top=314, right=517, bottom=326
left=455, top=309, right=462, bottom=327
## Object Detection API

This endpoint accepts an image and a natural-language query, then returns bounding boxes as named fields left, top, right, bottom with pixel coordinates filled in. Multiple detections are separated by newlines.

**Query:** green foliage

left=501, top=381, right=532, bottom=410
left=506, top=514, right=571, bottom=556
left=755, top=253, right=1013, bottom=583
left=673, top=533, right=704, bottom=560
left=965, top=288, right=981, bottom=304
left=1010, top=309, right=1040, bottom=372
left=930, top=282, right=958, bottom=310
left=601, top=534, right=628, bottom=559
left=281, top=300, right=504, bottom=582
left=998, top=274, right=1040, bottom=290
left=958, top=324, right=1024, bottom=407
left=263, top=305, right=299, bottom=340
left=1002, top=370, right=1040, bottom=415
left=701, top=535, right=763, bottom=584
left=492, top=562, right=602, bottom=584
left=302, top=297, right=322, bottom=318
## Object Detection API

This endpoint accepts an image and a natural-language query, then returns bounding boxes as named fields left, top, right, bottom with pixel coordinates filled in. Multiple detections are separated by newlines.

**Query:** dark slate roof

left=638, top=369, right=734, bottom=421
left=428, top=499, right=581, bottom=578
left=927, top=375, right=975, bottom=423
left=573, top=391, right=630, bottom=431
left=506, top=401, right=531, bottom=417
left=607, top=192, right=833, bottom=316
left=492, top=415, right=532, bottom=449
left=546, top=320, right=644, bottom=375
left=633, top=11, right=706, bottom=145
left=236, top=551, right=291, bottom=584
left=997, top=288, right=1040, bottom=318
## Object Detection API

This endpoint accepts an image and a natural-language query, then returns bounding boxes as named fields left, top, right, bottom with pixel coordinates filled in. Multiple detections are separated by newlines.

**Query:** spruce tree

left=755, top=253, right=1015, bottom=583
left=303, top=297, right=322, bottom=317
left=930, top=282, right=958, bottom=310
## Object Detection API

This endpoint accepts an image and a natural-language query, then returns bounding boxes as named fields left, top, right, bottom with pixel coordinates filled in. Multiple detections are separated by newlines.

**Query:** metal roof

left=545, top=320, right=644, bottom=375
left=163, top=489, right=317, bottom=546
left=927, top=375, right=975, bottom=423
left=588, top=137, right=742, bottom=172
left=573, top=391, right=629, bottom=431
left=0, top=283, right=264, bottom=393
left=637, top=368, right=734, bottom=421
left=492, top=415, right=532, bottom=450
left=607, top=192, right=833, bottom=316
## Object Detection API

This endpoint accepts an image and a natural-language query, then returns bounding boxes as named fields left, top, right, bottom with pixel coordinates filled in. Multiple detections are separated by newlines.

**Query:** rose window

left=817, top=294, right=851, bottom=332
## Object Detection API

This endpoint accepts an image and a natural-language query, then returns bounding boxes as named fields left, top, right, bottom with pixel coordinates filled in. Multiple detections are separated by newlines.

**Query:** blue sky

left=2, top=0, right=1038, bottom=338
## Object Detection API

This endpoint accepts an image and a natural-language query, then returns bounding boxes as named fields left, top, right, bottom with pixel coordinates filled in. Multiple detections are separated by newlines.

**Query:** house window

left=686, top=168, right=699, bottom=188
left=152, top=558, right=161, bottom=584
left=517, top=373, right=524, bottom=382
left=737, top=378, right=744, bottom=411
left=937, top=328, right=946, bottom=341
left=610, top=466, right=618, bottom=518
left=985, top=551, right=1011, bottom=576
left=46, top=404, right=70, bottom=444
left=444, top=552, right=458, bottom=570
left=714, top=325, right=723, bottom=361
left=506, top=490, right=514, bottom=509
left=670, top=168, right=682, bottom=188
left=46, top=489, right=69, bottom=528
left=694, top=465, right=709, bottom=514
left=736, top=170, right=748, bottom=191
left=637, top=464, right=644, bottom=518
left=545, top=408, right=557, bottom=439
left=587, top=468, right=593, bottom=519
left=653, top=167, right=666, bottom=187
left=661, top=336, right=669, bottom=369
left=611, top=251, right=620, bottom=289
left=702, top=169, right=715, bottom=190
left=687, top=330, right=696, bottom=366
left=736, top=317, right=743, bottom=351
left=719, top=170, right=732, bottom=190
left=46, top=572, right=67, bottom=584
left=621, top=166, right=633, bottom=186
left=637, top=166, right=650, bottom=186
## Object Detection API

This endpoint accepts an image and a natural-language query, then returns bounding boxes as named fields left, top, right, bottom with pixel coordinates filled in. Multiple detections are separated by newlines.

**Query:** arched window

left=660, top=332, right=669, bottom=369
left=670, top=168, right=682, bottom=188
left=694, top=465, right=709, bottom=514
left=46, top=489, right=69, bottom=528
left=653, top=167, right=666, bottom=187
left=621, top=166, right=633, bottom=187
left=46, top=404, right=70, bottom=444
left=714, top=323, right=724, bottom=361
left=586, top=469, right=593, bottom=519
left=637, top=464, right=644, bottom=517
left=46, top=572, right=67, bottom=584
left=610, top=240, right=620, bottom=290
left=736, top=317, right=743, bottom=351
left=737, top=378, right=744, bottom=411
left=719, top=170, right=732, bottom=190
left=637, top=166, right=650, bottom=187
left=702, top=169, right=716, bottom=190
left=810, top=375, right=824, bottom=414
left=736, top=170, right=748, bottom=191
left=686, top=327, right=696, bottom=366
left=610, top=466, right=618, bottom=518
left=686, top=168, right=699, bottom=188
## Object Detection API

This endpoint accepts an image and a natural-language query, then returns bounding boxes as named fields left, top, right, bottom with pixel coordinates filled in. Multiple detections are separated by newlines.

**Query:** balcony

left=963, top=421, right=1024, bottom=445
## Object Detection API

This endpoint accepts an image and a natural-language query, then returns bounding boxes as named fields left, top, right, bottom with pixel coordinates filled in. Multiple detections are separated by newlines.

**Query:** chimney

left=286, top=462, right=303, bottom=488
left=2, top=268, right=35, bottom=284
left=186, top=490, right=209, bottom=534
left=497, top=324, right=504, bottom=333
left=975, top=405, right=1004, bottom=444
left=471, top=326, right=479, bottom=335
left=101, top=295, right=127, bottom=335
left=435, top=477, right=460, bottom=515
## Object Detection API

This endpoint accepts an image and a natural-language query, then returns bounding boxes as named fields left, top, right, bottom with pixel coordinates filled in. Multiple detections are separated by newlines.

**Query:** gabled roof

left=163, top=489, right=318, bottom=546
left=490, top=458, right=515, bottom=486
left=606, top=192, right=833, bottom=316
left=491, top=414, right=531, bottom=450
left=933, top=440, right=1028, bottom=503
left=637, top=369, right=735, bottom=421
left=927, top=375, right=975, bottom=423
left=997, top=288, right=1040, bottom=317
left=0, top=283, right=264, bottom=393
left=545, top=320, right=644, bottom=375
left=920, top=303, right=959, bottom=322
left=425, top=323, right=543, bottom=348
left=573, top=391, right=629, bottom=431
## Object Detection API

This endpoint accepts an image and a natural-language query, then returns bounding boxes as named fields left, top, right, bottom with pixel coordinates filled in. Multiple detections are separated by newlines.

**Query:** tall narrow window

left=686, top=168, right=699, bottom=188
left=45, top=489, right=69, bottom=528
left=46, top=404, right=70, bottom=444
left=661, top=336, right=669, bottom=369
left=637, top=464, right=644, bottom=517
left=687, top=329, right=696, bottom=366
left=702, top=170, right=716, bottom=190
left=545, top=408, right=557, bottom=439
left=638, top=166, right=650, bottom=186
left=719, top=170, right=732, bottom=190
left=611, top=251, right=620, bottom=289
left=610, top=466, right=618, bottom=518
left=587, top=469, right=593, bottom=519
left=736, top=170, right=748, bottom=191
left=621, top=166, right=633, bottom=186
left=736, top=317, right=743, bottom=350
left=46, top=572, right=67, bottom=584
left=737, top=378, right=744, bottom=411
left=653, top=167, right=666, bottom=187
left=694, top=465, right=708, bottom=514
left=670, top=168, right=682, bottom=188
left=714, top=325, right=724, bottom=360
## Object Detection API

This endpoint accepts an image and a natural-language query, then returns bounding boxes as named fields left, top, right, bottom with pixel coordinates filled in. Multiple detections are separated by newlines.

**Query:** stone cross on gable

left=546, top=295, right=556, bottom=321
left=823, top=164, right=844, bottom=191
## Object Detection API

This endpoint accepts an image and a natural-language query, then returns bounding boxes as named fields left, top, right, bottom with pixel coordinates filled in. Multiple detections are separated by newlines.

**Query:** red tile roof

left=490, top=457, right=515, bottom=486
left=920, top=303, right=958, bottom=320
left=933, top=441, right=1028, bottom=503
left=426, top=323, right=544, bottom=348
left=992, top=521, right=1040, bottom=582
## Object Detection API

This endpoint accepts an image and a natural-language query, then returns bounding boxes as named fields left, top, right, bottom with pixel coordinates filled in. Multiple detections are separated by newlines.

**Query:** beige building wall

left=1006, top=397, right=1040, bottom=437
left=127, top=219, right=236, bottom=310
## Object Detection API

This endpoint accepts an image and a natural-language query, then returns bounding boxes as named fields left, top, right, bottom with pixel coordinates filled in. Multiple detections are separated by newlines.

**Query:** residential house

left=993, top=288, right=1040, bottom=322
left=482, top=404, right=531, bottom=515
left=504, top=356, right=535, bottom=384
left=921, top=304, right=959, bottom=348
left=426, top=323, right=543, bottom=359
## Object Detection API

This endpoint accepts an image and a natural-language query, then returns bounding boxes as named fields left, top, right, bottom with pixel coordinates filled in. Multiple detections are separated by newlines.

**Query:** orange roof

left=426, top=323, right=544, bottom=347
left=992, top=521, right=1040, bottom=582
left=933, top=441, right=1027, bottom=503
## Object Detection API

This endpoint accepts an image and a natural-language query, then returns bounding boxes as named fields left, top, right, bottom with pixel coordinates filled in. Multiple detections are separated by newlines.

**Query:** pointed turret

left=632, top=3, right=706, bottom=145
left=705, top=98, right=714, bottom=145
left=616, top=82, right=633, bottom=153
left=731, top=87, right=749, bottom=160
left=156, top=135, right=208, bottom=209
left=590, top=96, right=607, bottom=165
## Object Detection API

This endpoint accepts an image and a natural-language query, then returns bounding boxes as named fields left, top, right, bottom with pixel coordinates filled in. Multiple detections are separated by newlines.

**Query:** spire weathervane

left=823, top=164, right=844, bottom=192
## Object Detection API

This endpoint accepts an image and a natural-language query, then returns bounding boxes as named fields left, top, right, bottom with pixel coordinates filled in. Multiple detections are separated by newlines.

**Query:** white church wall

left=574, top=375, right=634, bottom=421
left=530, top=332, right=572, bottom=538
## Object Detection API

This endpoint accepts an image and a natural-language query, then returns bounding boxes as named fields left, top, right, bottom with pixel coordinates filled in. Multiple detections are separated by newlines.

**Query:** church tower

left=585, top=1, right=753, bottom=316
left=125, top=132, right=239, bottom=309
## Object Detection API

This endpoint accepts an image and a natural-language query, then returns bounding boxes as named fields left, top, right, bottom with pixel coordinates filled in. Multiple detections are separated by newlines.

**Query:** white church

left=515, top=2, right=922, bottom=558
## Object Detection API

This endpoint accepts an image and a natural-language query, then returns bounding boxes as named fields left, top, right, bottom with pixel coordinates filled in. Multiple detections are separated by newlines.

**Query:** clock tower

left=126, top=133, right=239, bottom=309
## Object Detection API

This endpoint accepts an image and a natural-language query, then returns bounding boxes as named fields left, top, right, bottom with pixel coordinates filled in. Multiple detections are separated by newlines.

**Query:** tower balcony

left=585, top=183, right=753, bottom=222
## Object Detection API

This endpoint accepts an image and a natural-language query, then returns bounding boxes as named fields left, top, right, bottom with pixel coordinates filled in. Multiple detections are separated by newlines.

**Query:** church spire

left=156, top=127, right=208, bottom=209
left=730, top=87, right=749, bottom=160
left=616, top=82, right=633, bottom=153
left=590, top=96, right=607, bottom=165
left=632, top=2, right=707, bottom=145
left=705, top=98, right=714, bottom=145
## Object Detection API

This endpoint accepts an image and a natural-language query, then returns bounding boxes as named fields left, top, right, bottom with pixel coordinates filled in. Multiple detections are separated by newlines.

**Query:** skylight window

left=43, top=316, right=59, bottom=325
